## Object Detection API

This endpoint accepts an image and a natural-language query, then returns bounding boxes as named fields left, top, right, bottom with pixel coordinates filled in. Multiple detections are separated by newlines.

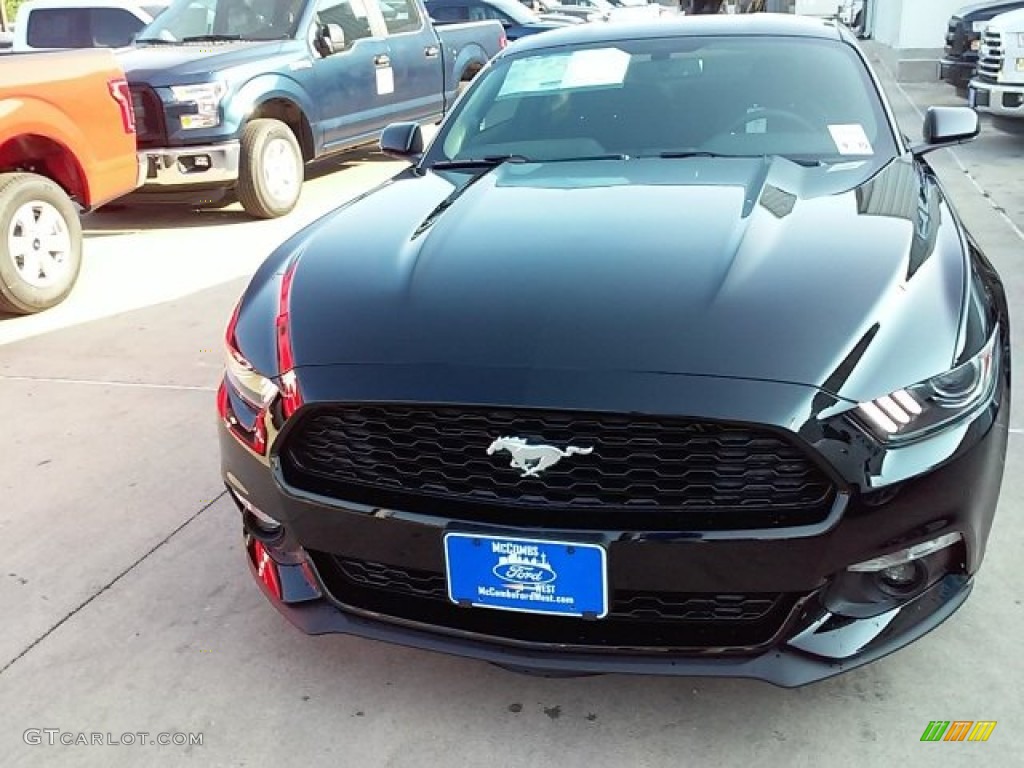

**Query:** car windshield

left=426, top=35, right=899, bottom=167
left=139, top=0, right=305, bottom=42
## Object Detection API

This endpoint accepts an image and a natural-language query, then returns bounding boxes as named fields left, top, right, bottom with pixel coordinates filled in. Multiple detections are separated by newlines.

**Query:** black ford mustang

left=218, top=15, right=1010, bottom=686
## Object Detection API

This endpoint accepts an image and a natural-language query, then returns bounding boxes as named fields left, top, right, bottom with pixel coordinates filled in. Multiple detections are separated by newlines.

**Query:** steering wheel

left=723, top=108, right=819, bottom=135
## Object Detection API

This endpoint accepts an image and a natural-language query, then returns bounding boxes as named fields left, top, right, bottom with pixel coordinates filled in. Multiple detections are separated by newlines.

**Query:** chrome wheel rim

left=262, top=138, right=300, bottom=205
left=8, top=201, right=73, bottom=289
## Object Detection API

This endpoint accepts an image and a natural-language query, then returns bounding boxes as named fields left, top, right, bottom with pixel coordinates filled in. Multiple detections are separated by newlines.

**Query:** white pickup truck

left=968, top=8, right=1024, bottom=134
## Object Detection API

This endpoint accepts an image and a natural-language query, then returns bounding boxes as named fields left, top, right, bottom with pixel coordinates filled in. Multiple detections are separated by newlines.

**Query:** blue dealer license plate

left=444, top=533, right=608, bottom=618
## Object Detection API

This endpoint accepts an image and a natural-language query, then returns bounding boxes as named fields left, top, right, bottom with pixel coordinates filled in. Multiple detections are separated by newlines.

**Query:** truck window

left=26, top=9, right=92, bottom=47
left=430, top=5, right=469, bottom=21
left=91, top=8, right=147, bottom=45
left=380, top=0, right=423, bottom=34
left=315, top=0, right=374, bottom=47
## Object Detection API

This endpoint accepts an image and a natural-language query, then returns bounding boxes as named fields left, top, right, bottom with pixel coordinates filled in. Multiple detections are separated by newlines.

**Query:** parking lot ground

left=1, top=57, right=1023, bottom=768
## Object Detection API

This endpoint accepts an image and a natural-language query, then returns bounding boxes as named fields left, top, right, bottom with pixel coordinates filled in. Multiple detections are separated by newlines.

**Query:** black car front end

left=218, top=316, right=1009, bottom=686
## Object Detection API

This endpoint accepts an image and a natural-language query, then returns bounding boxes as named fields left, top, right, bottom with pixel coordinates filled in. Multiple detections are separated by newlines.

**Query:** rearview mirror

left=380, top=123, right=424, bottom=161
left=315, top=23, right=345, bottom=57
left=913, top=106, right=980, bottom=155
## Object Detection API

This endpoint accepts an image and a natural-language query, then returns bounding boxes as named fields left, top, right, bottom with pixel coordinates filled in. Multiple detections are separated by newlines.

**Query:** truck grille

left=978, top=30, right=1004, bottom=80
left=129, top=85, right=166, bottom=148
left=310, top=552, right=799, bottom=651
left=280, top=404, right=836, bottom=531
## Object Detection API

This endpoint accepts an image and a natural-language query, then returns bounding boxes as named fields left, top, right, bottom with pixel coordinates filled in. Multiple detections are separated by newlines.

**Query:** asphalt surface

left=1, top=47, right=1023, bottom=768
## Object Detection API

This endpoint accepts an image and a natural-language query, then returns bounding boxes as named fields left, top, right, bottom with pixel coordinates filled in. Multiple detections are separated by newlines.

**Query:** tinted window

left=430, top=36, right=897, bottom=165
left=26, top=9, right=92, bottom=47
left=27, top=7, right=143, bottom=47
left=92, top=8, right=146, bottom=45
left=429, top=5, right=470, bottom=21
left=315, top=0, right=374, bottom=47
left=381, top=0, right=423, bottom=34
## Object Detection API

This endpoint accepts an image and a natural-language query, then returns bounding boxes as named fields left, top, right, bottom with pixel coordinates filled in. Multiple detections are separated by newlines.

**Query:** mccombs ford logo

left=492, top=546, right=557, bottom=586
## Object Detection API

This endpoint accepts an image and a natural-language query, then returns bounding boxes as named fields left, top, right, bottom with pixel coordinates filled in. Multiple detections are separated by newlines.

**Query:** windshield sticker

left=498, top=49, right=629, bottom=97
left=560, top=48, right=631, bottom=89
left=828, top=124, right=874, bottom=156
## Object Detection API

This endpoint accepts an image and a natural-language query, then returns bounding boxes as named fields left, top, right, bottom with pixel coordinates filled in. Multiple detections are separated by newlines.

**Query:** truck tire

left=0, top=172, right=83, bottom=315
left=236, top=118, right=304, bottom=219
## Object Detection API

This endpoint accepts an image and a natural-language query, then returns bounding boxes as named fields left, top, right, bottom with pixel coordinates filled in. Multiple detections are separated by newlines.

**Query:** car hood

left=278, top=156, right=965, bottom=404
left=117, top=41, right=288, bottom=84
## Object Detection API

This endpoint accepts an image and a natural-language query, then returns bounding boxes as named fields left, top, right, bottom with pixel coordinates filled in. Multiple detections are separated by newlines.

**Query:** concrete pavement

left=1, top=56, right=1022, bottom=767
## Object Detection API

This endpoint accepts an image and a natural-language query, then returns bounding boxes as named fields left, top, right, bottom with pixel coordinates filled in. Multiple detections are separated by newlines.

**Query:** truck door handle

left=374, top=54, right=391, bottom=67
left=424, top=45, right=440, bottom=58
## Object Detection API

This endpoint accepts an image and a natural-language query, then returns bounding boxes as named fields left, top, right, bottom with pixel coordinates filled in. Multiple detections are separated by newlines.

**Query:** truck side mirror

left=315, top=23, right=346, bottom=57
left=913, top=106, right=980, bottom=155
left=380, top=122, right=424, bottom=160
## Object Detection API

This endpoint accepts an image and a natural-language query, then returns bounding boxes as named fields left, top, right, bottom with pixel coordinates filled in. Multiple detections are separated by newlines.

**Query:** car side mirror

left=380, top=122, right=424, bottom=161
left=315, top=23, right=345, bottom=57
left=912, top=106, right=980, bottom=155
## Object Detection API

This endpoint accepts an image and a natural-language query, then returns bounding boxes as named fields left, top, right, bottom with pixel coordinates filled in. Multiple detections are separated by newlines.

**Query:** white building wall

left=871, top=0, right=966, bottom=50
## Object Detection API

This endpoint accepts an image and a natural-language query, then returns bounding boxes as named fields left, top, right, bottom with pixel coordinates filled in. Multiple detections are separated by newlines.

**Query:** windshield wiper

left=428, top=154, right=531, bottom=170
left=135, top=37, right=178, bottom=44
left=540, top=154, right=630, bottom=163
left=181, top=34, right=243, bottom=42
left=657, top=151, right=757, bottom=159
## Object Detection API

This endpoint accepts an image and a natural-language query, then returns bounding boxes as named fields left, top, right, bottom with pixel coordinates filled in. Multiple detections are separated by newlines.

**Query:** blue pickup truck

left=119, top=0, right=505, bottom=217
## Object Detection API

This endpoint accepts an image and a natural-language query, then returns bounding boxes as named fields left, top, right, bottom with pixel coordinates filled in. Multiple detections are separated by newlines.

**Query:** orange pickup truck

left=0, top=48, right=143, bottom=314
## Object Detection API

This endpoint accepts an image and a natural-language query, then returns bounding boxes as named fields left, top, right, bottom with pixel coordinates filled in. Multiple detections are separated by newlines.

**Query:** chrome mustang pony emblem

left=486, top=436, right=593, bottom=478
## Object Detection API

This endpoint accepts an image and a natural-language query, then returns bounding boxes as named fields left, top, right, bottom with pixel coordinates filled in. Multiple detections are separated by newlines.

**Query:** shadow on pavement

left=81, top=146, right=398, bottom=237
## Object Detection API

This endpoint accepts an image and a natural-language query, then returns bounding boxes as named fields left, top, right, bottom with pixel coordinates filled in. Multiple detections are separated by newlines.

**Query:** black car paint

left=220, top=16, right=1010, bottom=685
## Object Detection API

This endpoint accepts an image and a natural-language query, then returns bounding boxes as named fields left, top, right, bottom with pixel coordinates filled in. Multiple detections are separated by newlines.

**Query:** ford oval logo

left=493, top=552, right=557, bottom=585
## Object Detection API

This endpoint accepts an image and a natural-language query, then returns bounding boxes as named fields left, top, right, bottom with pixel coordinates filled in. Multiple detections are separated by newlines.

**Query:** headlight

left=855, top=327, right=1000, bottom=443
left=1018, top=33, right=1024, bottom=47
left=225, top=344, right=279, bottom=409
left=169, top=82, right=227, bottom=129
left=972, top=21, right=987, bottom=33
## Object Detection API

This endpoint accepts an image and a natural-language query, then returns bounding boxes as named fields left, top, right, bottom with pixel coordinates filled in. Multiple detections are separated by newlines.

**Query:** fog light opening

left=876, top=561, right=926, bottom=596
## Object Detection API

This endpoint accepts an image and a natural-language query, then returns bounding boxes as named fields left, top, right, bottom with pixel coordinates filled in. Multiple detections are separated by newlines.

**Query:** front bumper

left=968, top=78, right=1024, bottom=117
left=940, top=58, right=976, bottom=88
left=220, top=371, right=1007, bottom=686
left=137, top=141, right=240, bottom=188
left=251, top=547, right=972, bottom=688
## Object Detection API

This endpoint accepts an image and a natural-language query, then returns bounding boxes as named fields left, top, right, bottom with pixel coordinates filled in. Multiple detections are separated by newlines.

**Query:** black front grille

left=313, top=553, right=797, bottom=651
left=946, top=18, right=966, bottom=56
left=130, top=85, right=166, bottom=148
left=280, top=404, right=836, bottom=531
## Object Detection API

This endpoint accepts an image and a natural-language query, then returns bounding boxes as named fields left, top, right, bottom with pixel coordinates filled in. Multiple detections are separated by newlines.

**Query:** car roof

left=501, top=13, right=846, bottom=55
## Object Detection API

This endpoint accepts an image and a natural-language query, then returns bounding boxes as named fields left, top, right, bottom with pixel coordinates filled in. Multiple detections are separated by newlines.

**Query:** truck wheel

left=237, top=118, right=304, bottom=219
left=0, top=173, right=82, bottom=315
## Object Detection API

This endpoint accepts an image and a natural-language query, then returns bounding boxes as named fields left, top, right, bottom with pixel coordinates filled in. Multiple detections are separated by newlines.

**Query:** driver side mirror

left=314, top=23, right=345, bottom=57
left=912, top=106, right=980, bottom=155
left=380, top=122, right=424, bottom=161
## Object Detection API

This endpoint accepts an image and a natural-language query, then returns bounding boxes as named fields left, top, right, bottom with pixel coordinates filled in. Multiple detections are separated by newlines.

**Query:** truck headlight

left=855, top=327, right=1000, bottom=443
left=1018, top=33, right=1024, bottom=48
left=972, top=21, right=987, bottom=33
left=170, top=82, right=227, bottom=129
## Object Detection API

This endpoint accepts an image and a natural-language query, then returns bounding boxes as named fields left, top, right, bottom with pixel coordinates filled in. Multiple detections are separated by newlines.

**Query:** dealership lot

left=2, top=53, right=1023, bottom=768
